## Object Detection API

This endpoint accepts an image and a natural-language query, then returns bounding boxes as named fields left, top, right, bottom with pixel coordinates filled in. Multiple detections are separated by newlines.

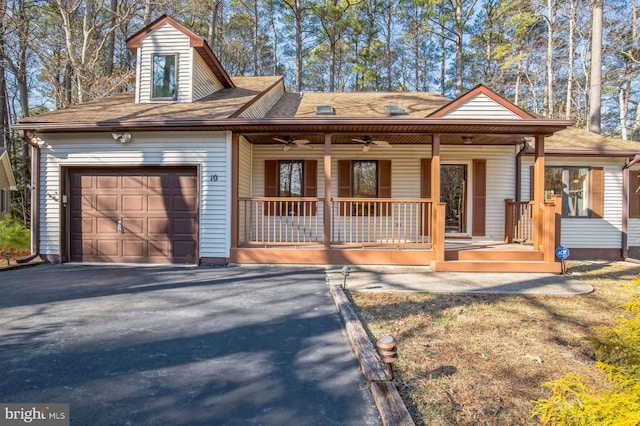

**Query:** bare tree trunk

left=0, top=0, right=7, bottom=149
left=143, top=0, right=153, bottom=25
left=565, top=0, right=576, bottom=120
left=252, top=0, right=259, bottom=74
left=440, top=30, right=446, bottom=96
left=632, top=96, right=640, bottom=141
left=454, top=1, right=463, bottom=96
left=589, top=0, right=603, bottom=133
left=545, top=0, right=555, bottom=117
left=620, top=88, right=628, bottom=139
left=270, top=0, right=278, bottom=75
left=104, top=0, right=117, bottom=76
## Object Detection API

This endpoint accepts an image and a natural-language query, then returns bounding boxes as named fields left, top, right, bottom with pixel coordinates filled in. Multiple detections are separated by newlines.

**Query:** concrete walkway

left=326, top=266, right=594, bottom=295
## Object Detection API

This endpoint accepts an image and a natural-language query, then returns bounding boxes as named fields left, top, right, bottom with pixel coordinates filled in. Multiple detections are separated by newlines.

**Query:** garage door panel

left=96, top=175, right=118, bottom=189
left=69, top=167, right=198, bottom=264
left=174, top=218, right=197, bottom=234
left=148, top=241, right=171, bottom=257
left=96, top=195, right=118, bottom=211
left=176, top=174, right=197, bottom=190
left=148, top=218, right=170, bottom=234
left=173, top=241, right=197, bottom=262
left=122, top=195, right=144, bottom=212
left=123, top=240, right=145, bottom=257
left=148, top=195, right=171, bottom=211
left=122, top=176, right=144, bottom=189
left=124, top=218, right=144, bottom=234
left=97, top=239, right=119, bottom=256
left=174, top=195, right=197, bottom=211
left=96, top=217, right=118, bottom=234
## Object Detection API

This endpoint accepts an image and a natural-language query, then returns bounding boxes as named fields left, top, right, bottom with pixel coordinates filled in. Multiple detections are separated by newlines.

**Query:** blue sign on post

left=555, top=246, right=570, bottom=260
left=555, top=246, right=570, bottom=275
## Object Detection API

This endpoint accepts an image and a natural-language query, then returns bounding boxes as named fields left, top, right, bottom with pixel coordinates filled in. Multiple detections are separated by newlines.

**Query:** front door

left=441, top=165, right=467, bottom=234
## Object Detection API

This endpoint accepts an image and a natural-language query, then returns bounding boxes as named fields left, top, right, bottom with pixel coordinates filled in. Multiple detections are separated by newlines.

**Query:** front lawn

left=349, top=261, right=639, bottom=425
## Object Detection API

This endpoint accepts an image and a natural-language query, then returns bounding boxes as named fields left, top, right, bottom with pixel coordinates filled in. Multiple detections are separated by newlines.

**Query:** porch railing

left=238, top=197, right=433, bottom=248
left=331, top=198, right=432, bottom=247
left=239, top=197, right=323, bottom=245
left=504, top=199, right=534, bottom=244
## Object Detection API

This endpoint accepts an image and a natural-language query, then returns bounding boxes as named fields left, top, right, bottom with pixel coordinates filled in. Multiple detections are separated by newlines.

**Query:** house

left=12, top=15, right=640, bottom=273
left=0, top=147, right=17, bottom=215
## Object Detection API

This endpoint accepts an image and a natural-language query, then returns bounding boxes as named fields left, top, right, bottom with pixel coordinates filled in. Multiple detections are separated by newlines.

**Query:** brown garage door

left=69, top=167, right=198, bottom=264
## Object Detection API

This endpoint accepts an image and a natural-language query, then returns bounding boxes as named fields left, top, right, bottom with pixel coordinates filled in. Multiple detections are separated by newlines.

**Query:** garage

left=67, top=167, right=199, bottom=264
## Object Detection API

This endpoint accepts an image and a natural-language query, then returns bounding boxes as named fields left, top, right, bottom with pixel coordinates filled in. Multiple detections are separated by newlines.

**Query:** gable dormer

left=427, top=85, right=535, bottom=120
left=126, top=15, right=234, bottom=104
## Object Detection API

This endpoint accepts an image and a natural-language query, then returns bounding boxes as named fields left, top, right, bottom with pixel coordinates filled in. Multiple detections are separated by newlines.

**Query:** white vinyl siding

left=441, top=93, right=521, bottom=119
left=37, top=131, right=231, bottom=259
left=192, top=51, right=223, bottom=101
left=239, top=83, right=285, bottom=118
left=138, top=23, right=192, bottom=103
left=522, top=157, right=624, bottom=249
left=249, top=143, right=516, bottom=241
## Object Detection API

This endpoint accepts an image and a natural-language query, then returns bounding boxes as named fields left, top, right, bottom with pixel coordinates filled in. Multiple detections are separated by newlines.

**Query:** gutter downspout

left=16, top=130, right=40, bottom=263
left=622, top=154, right=640, bottom=260
left=515, top=138, right=530, bottom=202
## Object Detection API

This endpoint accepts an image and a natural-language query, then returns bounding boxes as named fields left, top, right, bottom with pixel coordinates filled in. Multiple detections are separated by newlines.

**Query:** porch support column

left=431, top=134, right=441, bottom=202
left=431, top=134, right=445, bottom=263
left=324, top=133, right=332, bottom=249
left=533, top=134, right=545, bottom=251
left=230, top=133, right=240, bottom=249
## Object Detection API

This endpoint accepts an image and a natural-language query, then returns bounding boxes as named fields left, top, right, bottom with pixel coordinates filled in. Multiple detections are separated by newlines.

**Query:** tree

left=589, top=0, right=603, bottom=133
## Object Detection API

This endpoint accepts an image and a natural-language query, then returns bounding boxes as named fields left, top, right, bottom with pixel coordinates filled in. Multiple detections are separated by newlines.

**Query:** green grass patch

left=0, top=214, right=30, bottom=251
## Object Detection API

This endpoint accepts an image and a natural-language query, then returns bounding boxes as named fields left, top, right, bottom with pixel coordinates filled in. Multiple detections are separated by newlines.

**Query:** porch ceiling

left=242, top=133, right=527, bottom=146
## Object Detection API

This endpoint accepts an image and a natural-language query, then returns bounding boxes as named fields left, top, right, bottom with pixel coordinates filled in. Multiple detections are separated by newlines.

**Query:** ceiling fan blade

left=373, top=140, right=392, bottom=148
left=352, top=138, right=367, bottom=144
left=283, top=145, right=292, bottom=152
left=362, top=145, right=371, bottom=153
left=274, top=137, right=288, bottom=144
left=293, top=139, right=310, bottom=145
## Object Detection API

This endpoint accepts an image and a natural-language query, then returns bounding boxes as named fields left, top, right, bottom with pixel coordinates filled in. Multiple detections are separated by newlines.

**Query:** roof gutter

left=622, top=154, right=640, bottom=260
left=16, top=130, right=40, bottom=263
left=11, top=117, right=576, bottom=134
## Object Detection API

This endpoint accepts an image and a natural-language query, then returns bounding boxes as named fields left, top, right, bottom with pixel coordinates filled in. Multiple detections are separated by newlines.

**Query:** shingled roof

left=534, top=126, right=640, bottom=156
left=15, top=76, right=282, bottom=127
left=266, top=91, right=449, bottom=118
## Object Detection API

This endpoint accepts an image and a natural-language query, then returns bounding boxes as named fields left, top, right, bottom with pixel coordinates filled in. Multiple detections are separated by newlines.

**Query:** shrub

left=0, top=214, right=30, bottom=251
left=531, top=282, right=640, bottom=425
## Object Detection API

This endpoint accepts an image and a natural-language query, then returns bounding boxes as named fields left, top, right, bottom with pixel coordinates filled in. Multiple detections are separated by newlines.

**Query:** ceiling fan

left=352, top=136, right=392, bottom=152
left=274, top=136, right=312, bottom=151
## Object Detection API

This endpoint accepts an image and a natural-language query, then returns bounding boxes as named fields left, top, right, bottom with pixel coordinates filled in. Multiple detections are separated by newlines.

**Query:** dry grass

left=349, top=261, right=640, bottom=425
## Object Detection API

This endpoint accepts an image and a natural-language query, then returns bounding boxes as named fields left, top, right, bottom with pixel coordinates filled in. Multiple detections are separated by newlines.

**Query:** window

left=338, top=160, right=391, bottom=215
left=0, top=189, right=6, bottom=213
left=152, top=54, right=177, bottom=100
left=353, top=161, right=377, bottom=198
left=384, top=105, right=407, bottom=116
left=315, top=106, right=335, bottom=115
left=544, top=167, right=593, bottom=217
left=279, top=160, right=303, bottom=197
left=264, top=160, right=317, bottom=215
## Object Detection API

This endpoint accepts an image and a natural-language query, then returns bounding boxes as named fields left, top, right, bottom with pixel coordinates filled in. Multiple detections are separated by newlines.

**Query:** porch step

left=430, top=260, right=562, bottom=273
left=445, top=250, right=544, bottom=262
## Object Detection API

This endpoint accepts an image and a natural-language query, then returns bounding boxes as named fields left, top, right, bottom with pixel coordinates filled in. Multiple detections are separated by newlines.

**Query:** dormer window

left=152, top=54, right=177, bottom=100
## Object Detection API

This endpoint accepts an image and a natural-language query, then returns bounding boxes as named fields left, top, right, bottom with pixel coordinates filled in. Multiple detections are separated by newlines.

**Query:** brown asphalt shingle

left=18, top=76, right=282, bottom=125
left=266, top=91, right=449, bottom=118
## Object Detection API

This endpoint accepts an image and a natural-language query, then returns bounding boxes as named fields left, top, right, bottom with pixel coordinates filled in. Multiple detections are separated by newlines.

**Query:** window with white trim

left=152, top=54, right=177, bottom=100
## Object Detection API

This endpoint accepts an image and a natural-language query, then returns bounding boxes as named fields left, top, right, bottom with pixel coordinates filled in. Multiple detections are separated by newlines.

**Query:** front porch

left=230, top=196, right=562, bottom=273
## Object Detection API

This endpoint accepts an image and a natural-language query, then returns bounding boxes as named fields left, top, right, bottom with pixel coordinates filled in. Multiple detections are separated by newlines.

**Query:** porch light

left=462, top=136, right=474, bottom=144
left=112, top=132, right=132, bottom=144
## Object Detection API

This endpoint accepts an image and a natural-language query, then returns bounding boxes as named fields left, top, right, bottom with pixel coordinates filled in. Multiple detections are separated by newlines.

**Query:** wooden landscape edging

left=329, top=284, right=415, bottom=426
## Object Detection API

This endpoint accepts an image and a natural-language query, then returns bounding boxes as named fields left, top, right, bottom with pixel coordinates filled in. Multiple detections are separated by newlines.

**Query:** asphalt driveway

left=0, top=264, right=380, bottom=425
